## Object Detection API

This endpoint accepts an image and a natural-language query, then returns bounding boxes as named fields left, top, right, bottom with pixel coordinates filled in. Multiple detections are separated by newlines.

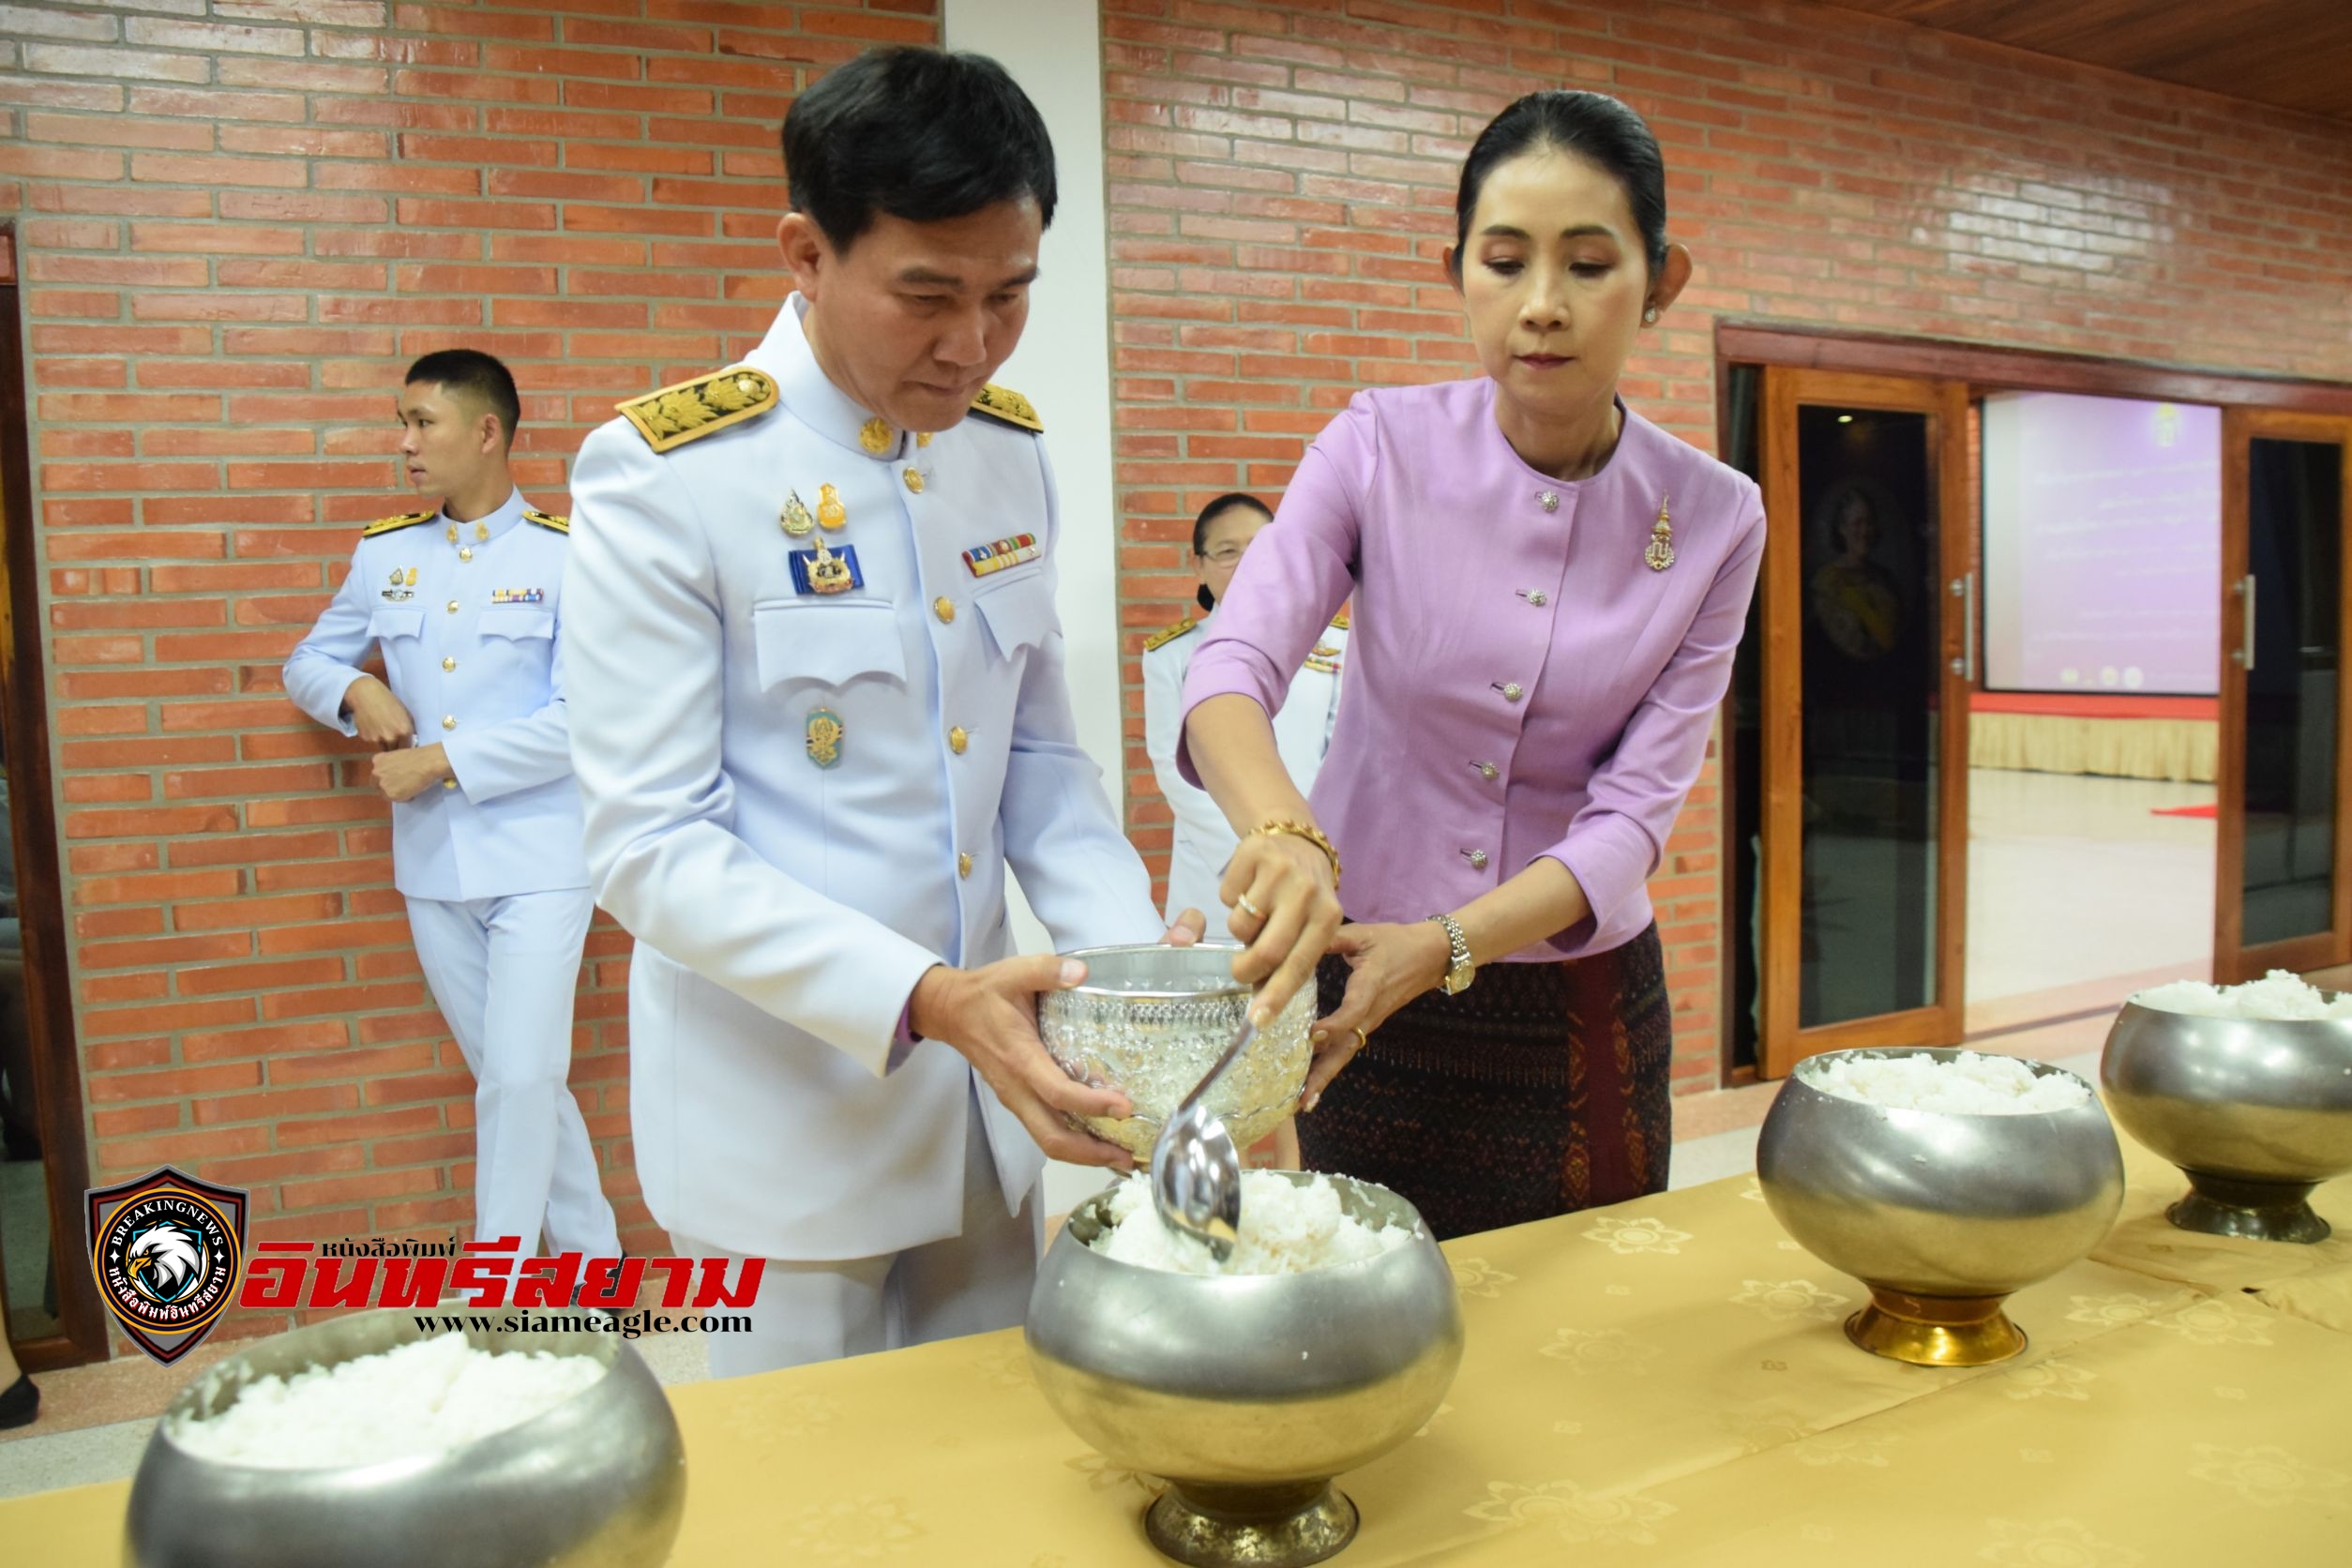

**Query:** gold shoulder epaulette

left=362, top=510, right=434, bottom=538
left=1330, top=611, right=1350, bottom=631
left=969, top=383, right=1043, bottom=433
left=617, top=365, right=777, bottom=453
left=1143, top=617, right=1197, bottom=653
left=523, top=509, right=569, bottom=535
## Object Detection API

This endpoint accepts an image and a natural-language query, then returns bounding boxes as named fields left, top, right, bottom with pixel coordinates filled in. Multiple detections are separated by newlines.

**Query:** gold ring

left=1350, top=1026, right=1367, bottom=1051
left=1235, top=894, right=1265, bottom=920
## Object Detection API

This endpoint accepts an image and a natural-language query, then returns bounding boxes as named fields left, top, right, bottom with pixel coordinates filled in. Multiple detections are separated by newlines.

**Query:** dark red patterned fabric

left=1297, top=925, right=1672, bottom=1241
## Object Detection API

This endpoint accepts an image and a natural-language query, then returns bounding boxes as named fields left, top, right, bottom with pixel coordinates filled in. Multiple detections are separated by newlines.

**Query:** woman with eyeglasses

left=1176, top=91, right=1763, bottom=1240
left=1144, top=492, right=1348, bottom=929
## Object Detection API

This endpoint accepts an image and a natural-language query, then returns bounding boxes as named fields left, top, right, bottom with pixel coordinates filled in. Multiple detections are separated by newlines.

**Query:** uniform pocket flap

left=753, top=597, right=907, bottom=690
left=974, top=575, right=1054, bottom=660
left=367, top=607, right=424, bottom=641
left=477, top=607, right=555, bottom=641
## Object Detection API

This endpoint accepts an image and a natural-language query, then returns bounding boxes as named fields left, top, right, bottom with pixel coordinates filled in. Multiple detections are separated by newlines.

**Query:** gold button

left=858, top=417, right=893, bottom=456
left=442, top=778, right=456, bottom=791
left=1475, top=761, right=1498, bottom=780
left=933, top=596, right=955, bottom=624
left=446, top=599, right=460, bottom=613
left=903, top=468, right=925, bottom=494
left=957, top=852, right=972, bottom=879
left=915, top=431, right=932, bottom=448
left=459, top=547, right=473, bottom=561
left=1501, top=682, right=1523, bottom=701
left=442, top=656, right=456, bottom=671
left=949, top=726, right=968, bottom=755
left=442, top=716, right=457, bottom=731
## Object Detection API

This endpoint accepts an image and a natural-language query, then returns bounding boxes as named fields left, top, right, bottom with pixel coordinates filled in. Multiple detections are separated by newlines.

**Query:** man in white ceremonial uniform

left=563, top=47, right=1201, bottom=1377
left=283, top=350, right=620, bottom=1265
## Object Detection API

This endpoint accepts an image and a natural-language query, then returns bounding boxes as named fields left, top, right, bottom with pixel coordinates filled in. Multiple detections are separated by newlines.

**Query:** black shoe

left=0, top=1374, right=38, bottom=1430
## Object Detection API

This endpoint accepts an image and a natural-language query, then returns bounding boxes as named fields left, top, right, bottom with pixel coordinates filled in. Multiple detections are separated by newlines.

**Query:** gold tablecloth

left=1968, top=710, right=2218, bottom=782
left=9, top=1138, right=2347, bottom=1565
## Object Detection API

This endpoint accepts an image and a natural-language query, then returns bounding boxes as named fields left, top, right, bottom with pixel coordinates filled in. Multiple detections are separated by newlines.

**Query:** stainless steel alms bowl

left=2103, top=1001, right=2352, bottom=1244
left=126, top=1309, right=685, bottom=1568
left=1756, top=1048, right=2125, bottom=1367
left=1026, top=1171, right=1462, bottom=1568
left=1038, top=942, right=1315, bottom=1156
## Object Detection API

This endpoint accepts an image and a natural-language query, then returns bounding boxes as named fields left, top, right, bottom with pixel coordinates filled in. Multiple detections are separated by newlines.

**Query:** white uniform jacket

left=564, top=297, right=1163, bottom=1261
left=1142, top=609, right=1345, bottom=925
left=282, top=488, right=587, bottom=900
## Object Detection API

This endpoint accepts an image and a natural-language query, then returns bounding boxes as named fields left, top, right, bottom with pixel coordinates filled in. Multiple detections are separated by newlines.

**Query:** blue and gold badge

left=790, top=539, right=863, bottom=596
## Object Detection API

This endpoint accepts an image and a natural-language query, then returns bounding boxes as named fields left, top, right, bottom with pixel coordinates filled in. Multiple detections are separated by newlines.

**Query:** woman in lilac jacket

left=1179, top=91, right=1764, bottom=1239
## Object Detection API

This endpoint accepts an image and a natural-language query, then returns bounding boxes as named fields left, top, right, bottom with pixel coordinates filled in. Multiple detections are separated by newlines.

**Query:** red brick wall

left=1100, top=0, right=2352, bottom=1092
left=0, top=0, right=937, bottom=1345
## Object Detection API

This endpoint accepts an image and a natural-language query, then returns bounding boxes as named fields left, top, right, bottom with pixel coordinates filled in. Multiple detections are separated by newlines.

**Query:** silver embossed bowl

left=126, top=1309, right=685, bottom=1568
left=2103, top=1001, right=2352, bottom=1244
left=1027, top=1171, right=1462, bottom=1567
left=1757, top=1048, right=2125, bottom=1368
left=1039, top=942, right=1315, bottom=1156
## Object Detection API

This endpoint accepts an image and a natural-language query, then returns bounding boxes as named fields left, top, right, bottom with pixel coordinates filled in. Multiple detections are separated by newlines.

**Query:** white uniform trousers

left=405, top=889, right=620, bottom=1259
left=675, top=1078, right=1043, bottom=1379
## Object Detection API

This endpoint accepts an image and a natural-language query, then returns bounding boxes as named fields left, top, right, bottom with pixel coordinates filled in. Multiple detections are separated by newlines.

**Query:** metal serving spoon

left=1148, top=1012, right=1256, bottom=1263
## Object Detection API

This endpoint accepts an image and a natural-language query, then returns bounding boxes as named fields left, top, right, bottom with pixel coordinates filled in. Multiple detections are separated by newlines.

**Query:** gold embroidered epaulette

left=1330, top=611, right=1350, bottom=631
left=361, top=510, right=434, bottom=537
left=523, top=509, right=569, bottom=535
left=1143, top=617, right=1197, bottom=653
left=968, top=383, right=1042, bottom=433
left=617, top=366, right=777, bottom=454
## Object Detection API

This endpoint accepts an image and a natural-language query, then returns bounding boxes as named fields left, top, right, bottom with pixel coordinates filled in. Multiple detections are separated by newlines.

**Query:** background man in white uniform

left=1144, top=492, right=1349, bottom=927
left=563, top=48, right=1201, bottom=1376
left=283, top=351, right=620, bottom=1267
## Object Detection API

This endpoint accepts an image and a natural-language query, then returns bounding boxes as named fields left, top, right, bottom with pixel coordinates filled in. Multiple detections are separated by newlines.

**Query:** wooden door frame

left=1720, top=323, right=2352, bottom=1082
left=0, top=223, right=109, bottom=1368
left=2214, top=407, right=2352, bottom=983
left=1758, top=368, right=1970, bottom=1077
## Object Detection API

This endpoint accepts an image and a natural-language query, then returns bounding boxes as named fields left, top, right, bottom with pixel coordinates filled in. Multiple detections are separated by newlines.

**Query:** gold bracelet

left=1253, top=818, right=1340, bottom=889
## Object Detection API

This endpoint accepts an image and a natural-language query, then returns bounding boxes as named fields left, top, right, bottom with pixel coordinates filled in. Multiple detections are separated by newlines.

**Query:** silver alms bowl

left=1038, top=942, right=1314, bottom=1156
left=1757, top=1048, right=2125, bottom=1366
left=1026, top=1171, right=1461, bottom=1567
left=2103, top=1001, right=2352, bottom=1243
left=126, top=1310, right=685, bottom=1568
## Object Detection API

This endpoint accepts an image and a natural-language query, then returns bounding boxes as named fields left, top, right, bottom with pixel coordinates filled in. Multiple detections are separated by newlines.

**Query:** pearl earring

left=1643, top=307, right=1658, bottom=324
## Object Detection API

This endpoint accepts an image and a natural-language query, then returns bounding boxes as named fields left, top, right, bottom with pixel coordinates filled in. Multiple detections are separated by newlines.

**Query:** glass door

left=1759, top=369, right=1971, bottom=1076
left=2215, top=411, right=2352, bottom=982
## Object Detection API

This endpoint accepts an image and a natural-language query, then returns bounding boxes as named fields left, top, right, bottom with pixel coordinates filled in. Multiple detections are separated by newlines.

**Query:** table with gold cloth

left=8, top=1133, right=2347, bottom=1565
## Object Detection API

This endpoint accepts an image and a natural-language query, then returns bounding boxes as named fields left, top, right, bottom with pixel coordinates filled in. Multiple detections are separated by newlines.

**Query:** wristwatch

left=1425, top=912, right=1474, bottom=996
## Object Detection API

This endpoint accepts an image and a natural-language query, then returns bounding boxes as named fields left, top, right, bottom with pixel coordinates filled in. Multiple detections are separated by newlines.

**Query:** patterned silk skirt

left=1296, top=924, right=1673, bottom=1242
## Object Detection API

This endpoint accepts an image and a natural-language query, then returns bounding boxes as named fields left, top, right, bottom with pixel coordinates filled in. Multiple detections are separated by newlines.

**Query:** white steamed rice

left=1802, top=1050, right=2088, bottom=1114
left=170, top=1332, right=606, bottom=1469
left=1087, top=1169, right=1416, bottom=1276
left=2133, top=970, right=2352, bottom=1021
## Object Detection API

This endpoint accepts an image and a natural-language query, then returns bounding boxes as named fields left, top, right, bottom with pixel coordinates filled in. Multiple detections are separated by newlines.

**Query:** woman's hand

left=1219, top=829, right=1343, bottom=1028
left=1301, top=920, right=1453, bottom=1109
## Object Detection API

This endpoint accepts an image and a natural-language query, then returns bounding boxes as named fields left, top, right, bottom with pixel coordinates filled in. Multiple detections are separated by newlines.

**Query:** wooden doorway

left=1720, top=325, right=2352, bottom=1085
left=1757, top=369, right=1972, bottom=1078
left=2215, top=410, right=2352, bottom=982
left=0, top=222, right=108, bottom=1368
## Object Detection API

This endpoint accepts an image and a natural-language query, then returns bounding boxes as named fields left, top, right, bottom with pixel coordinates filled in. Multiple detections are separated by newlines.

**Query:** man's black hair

left=405, top=349, right=520, bottom=448
left=783, top=47, right=1057, bottom=250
